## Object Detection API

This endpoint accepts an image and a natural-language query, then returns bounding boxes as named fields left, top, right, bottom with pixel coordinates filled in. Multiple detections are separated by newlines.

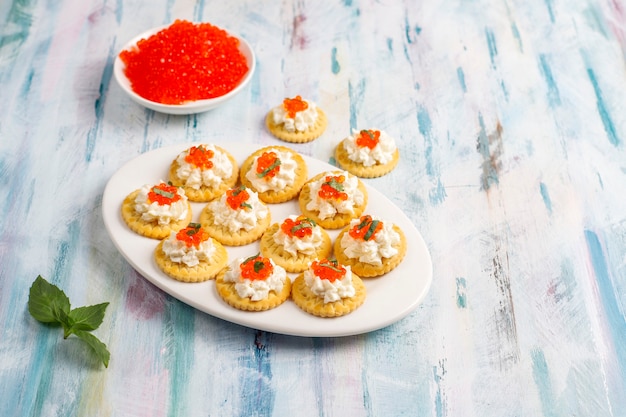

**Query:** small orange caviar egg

left=311, top=259, right=346, bottom=282
left=256, top=151, right=281, bottom=179
left=282, top=95, right=308, bottom=118
left=349, top=215, right=383, bottom=241
left=318, top=175, right=348, bottom=201
left=240, top=255, right=273, bottom=281
left=356, top=129, right=380, bottom=149
left=281, top=216, right=316, bottom=238
left=175, top=223, right=209, bottom=248
left=185, top=146, right=214, bottom=170
left=226, top=186, right=251, bottom=210
left=148, top=183, right=182, bottom=205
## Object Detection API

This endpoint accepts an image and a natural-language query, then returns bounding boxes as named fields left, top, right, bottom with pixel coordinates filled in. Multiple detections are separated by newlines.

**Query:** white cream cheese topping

left=273, top=215, right=325, bottom=256
left=175, top=144, right=234, bottom=189
left=162, top=232, right=217, bottom=267
left=245, top=148, right=298, bottom=192
left=340, top=217, right=400, bottom=265
left=208, top=189, right=269, bottom=233
left=223, top=258, right=287, bottom=301
left=305, top=172, right=365, bottom=220
left=271, top=99, right=319, bottom=132
left=134, top=183, right=188, bottom=225
left=304, top=265, right=356, bottom=303
left=343, top=129, right=397, bottom=166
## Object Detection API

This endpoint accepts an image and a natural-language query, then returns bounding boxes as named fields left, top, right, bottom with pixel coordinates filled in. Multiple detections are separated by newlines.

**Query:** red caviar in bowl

left=240, top=255, right=273, bottom=281
left=318, top=175, right=348, bottom=201
left=185, top=145, right=214, bottom=169
left=349, top=215, right=382, bottom=241
left=148, top=183, right=182, bottom=205
left=256, top=151, right=281, bottom=179
left=175, top=223, right=209, bottom=248
left=311, top=259, right=346, bottom=282
left=356, top=130, right=380, bottom=149
left=119, top=19, right=249, bottom=105
left=281, top=216, right=316, bottom=238
left=282, top=95, right=308, bottom=118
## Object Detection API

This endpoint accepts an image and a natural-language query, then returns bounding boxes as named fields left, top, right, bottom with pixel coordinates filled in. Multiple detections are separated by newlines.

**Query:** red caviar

left=148, top=183, right=182, bottom=205
left=356, top=130, right=380, bottom=149
left=226, top=186, right=251, bottom=210
left=282, top=95, right=308, bottom=118
left=185, top=145, right=214, bottom=169
left=175, top=223, right=209, bottom=248
left=281, top=216, right=316, bottom=238
left=349, top=215, right=383, bottom=241
left=318, top=175, right=348, bottom=201
left=256, top=151, right=281, bottom=179
left=311, top=259, right=346, bottom=282
left=119, top=19, right=249, bottom=104
left=240, top=255, right=273, bottom=281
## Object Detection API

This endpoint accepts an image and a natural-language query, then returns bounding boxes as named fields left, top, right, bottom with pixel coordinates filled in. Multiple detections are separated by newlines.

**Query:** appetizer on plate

left=121, top=181, right=192, bottom=239
left=199, top=185, right=270, bottom=246
left=216, top=254, right=291, bottom=311
left=298, top=170, right=368, bottom=229
left=260, top=215, right=332, bottom=273
left=265, top=95, right=327, bottom=143
left=168, top=144, right=239, bottom=202
left=154, top=223, right=228, bottom=282
left=291, top=258, right=366, bottom=317
left=239, top=145, right=308, bottom=203
left=334, top=214, right=407, bottom=277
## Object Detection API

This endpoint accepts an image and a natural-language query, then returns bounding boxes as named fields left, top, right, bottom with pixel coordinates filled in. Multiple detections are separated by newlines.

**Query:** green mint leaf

left=152, top=187, right=174, bottom=199
left=253, top=260, right=266, bottom=273
left=28, top=275, right=111, bottom=368
left=74, top=330, right=110, bottom=368
left=28, top=275, right=71, bottom=324
left=325, top=178, right=344, bottom=192
left=68, top=303, right=109, bottom=332
left=364, top=220, right=380, bottom=241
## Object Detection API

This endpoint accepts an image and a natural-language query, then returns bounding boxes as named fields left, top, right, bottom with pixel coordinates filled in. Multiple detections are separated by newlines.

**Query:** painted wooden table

left=1, top=0, right=625, bottom=416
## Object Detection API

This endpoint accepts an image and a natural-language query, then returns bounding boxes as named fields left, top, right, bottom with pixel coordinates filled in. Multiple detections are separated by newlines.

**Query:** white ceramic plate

left=114, top=25, right=256, bottom=115
left=102, top=143, right=433, bottom=337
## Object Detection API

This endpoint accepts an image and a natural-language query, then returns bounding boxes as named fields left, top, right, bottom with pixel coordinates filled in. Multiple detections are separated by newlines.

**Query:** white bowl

left=114, top=25, right=256, bottom=115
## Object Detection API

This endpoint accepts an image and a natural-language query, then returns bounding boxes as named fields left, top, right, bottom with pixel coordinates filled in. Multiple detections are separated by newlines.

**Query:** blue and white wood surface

left=1, top=0, right=626, bottom=416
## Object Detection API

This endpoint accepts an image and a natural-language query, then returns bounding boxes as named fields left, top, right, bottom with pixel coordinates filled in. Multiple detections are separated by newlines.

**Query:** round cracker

left=168, top=145, right=239, bottom=202
left=298, top=171, right=368, bottom=229
left=333, top=224, right=407, bottom=278
left=265, top=108, right=327, bottom=143
left=259, top=223, right=332, bottom=273
left=239, top=146, right=308, bottom=204
left=199, top=203, right=271, bottom=246
left=154, top=238, right=228, bottom=282
left=215, top=271, right=291, bottom=312
left=121, top=189, right=192, bottom=240
left=291, top=273, right=366, bottom=317
left=334, top=140, right=399, bottom=178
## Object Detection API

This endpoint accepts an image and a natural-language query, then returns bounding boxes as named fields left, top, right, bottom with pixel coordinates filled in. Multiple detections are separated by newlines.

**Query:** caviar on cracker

left=148, top=182, right=182, bottom=205
left=119, top=20, right=249, bottom=104
left=184, top=145, right=215, bottom=170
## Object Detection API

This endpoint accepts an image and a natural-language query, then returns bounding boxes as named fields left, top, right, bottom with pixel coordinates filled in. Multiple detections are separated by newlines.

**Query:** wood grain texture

left=1, top=0, right=625, bottom=416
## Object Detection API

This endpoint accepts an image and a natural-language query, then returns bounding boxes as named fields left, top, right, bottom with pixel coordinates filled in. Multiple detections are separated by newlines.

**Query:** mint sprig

left=28, top=275, right=110, bottom=368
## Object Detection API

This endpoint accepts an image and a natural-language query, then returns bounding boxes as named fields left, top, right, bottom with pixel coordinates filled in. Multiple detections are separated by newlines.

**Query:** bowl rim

left=113, top=23, right=256, bottom=114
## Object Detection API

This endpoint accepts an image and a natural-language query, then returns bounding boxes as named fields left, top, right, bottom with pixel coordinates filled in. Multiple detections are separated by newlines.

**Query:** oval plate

left=102, top=143, right=433, bottom=337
